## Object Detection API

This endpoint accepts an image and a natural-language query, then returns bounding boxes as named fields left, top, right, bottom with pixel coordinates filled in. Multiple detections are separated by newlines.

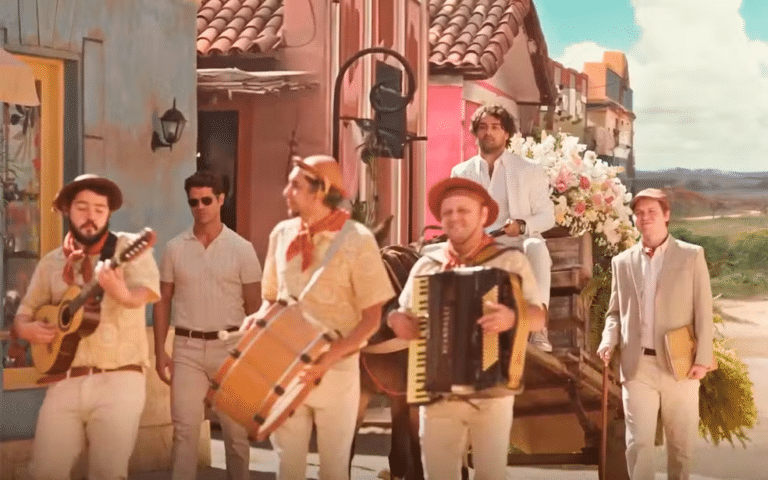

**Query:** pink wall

left=425, top=84, right=464, bottom=233
left=463, top=100, right=481, bottom=161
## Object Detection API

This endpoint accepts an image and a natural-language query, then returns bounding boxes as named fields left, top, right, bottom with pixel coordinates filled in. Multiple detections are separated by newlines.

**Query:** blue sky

left=537, top=0, right=768, bottom=58
left=534, top=0, right=768, bottom=172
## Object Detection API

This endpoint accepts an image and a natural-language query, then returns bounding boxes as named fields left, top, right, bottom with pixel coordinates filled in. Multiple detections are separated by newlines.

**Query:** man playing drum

left=249, top=155, right=394, bottom=480
left=388, top=177, right=546, bottom=480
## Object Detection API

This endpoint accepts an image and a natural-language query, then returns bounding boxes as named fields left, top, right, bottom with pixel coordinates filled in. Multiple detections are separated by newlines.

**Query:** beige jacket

left=599, top=237, right=714, bottom=381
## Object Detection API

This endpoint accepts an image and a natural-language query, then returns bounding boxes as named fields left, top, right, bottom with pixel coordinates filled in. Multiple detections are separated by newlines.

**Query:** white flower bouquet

left=510, top=132, right=638, bottom=254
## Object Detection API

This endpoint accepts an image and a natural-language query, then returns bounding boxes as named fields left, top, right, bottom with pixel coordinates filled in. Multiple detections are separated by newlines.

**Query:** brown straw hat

left=292, top=155, right=347, bottom=198
left=428, top=177, right=499, bottom=227
left=53, top=174, right=123, bottom=212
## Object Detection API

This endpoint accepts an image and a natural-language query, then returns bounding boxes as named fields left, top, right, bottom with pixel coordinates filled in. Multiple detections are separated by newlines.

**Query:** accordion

left=407, top=266, right=529, bottom=404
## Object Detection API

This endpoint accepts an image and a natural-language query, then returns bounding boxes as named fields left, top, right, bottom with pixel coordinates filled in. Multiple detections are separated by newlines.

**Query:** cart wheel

left=605, top=415, right=630, bottom=480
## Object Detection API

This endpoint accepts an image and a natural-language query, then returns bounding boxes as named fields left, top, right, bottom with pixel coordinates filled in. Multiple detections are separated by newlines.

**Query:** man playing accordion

left=388, top=177, right=546, bottom=480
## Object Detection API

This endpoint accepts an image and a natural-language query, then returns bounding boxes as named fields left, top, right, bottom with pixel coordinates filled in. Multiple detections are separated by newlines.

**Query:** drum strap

left=297, top=219, right=355, bottom=301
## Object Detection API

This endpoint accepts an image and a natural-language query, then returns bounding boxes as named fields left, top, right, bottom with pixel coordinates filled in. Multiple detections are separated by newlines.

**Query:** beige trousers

left=171, top=336, right=250, bottom=480
left=30, top=370, right=146, bottom=480
left=421, top=395, right=514, bottom=480
left=496, top=236, right=551, bottom=307
left=623, top=355, right=700, bottom=480
left=270, top=354, right=360, bottom=480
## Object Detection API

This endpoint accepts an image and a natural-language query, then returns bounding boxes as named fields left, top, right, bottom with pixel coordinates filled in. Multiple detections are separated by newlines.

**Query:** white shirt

left=160, top=225, right=262, bottom=331
left=640, top=236, right=669, bottom=349
left=468, top=157, right=511, bottom=233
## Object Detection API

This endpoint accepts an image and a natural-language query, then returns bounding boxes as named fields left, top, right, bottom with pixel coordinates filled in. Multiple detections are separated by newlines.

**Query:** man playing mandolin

left=13, top=174, right=160, bottom=480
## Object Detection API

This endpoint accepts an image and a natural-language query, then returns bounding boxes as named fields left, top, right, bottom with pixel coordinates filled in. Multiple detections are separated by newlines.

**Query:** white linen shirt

left=160, top=225, right=262, bottom=331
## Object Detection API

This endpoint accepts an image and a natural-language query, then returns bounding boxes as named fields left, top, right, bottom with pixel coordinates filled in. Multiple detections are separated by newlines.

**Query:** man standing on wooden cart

left=13, top=174, right=160, bottom=479
left=251, top=155, right=394, bottom=480
left=153, top=170, right=262, bottom=480
left=597, top=188, right=714, bottom=480
left=388, top=177, right=546, bottom=480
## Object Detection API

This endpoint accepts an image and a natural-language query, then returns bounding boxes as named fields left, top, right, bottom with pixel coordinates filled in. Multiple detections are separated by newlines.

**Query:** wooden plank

left=37, top=0, right=57, bottom=48
left=18, top=0, right=39, bottom=45
left=82, top=38, right=105, bottom=138
left=83, top=136, right=105, bottom=172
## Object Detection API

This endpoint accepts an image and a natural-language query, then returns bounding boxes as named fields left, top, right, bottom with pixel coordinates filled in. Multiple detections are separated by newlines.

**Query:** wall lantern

left=151, top=98, right=187, bottom=151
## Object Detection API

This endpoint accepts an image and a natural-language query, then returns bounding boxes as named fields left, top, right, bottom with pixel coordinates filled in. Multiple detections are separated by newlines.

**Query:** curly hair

left=470, top=104, right=516, bottom=148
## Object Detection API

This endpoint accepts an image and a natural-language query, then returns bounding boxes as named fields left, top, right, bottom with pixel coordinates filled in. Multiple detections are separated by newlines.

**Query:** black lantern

left=151, top=98, right=187, bottom=151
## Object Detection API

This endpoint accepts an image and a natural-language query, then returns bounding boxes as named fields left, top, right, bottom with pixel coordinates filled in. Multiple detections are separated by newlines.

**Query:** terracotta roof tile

left=197, top=0, right=283, bottom=57
left=429, top=0, right=532, bottom=79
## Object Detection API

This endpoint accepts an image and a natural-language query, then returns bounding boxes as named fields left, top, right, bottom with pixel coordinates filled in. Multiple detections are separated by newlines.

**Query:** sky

left=535, top=0, right=768, bottom=172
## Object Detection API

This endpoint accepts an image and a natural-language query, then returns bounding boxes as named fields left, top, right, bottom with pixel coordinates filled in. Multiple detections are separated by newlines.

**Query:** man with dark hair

left=154, top=169, right=262, bottom=480
left=250, top=155, right=394, bottom=479
left=14, top=174, right=160, bottom=479
left=389, top=177, right=546, bottom=480
left=452, top=104, right=556, bottom=352
left=183, top=169, right=227, bottom=197
left=598, top=188, right=714, bottom=480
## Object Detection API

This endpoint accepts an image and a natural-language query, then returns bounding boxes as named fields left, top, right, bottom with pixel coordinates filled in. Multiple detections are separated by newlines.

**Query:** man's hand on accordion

left=478, top=301, right=516, bottom=333
left=387, top=310, right=421, bottom=340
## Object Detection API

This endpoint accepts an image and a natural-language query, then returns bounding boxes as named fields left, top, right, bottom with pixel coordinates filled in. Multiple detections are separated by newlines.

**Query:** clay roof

left=428, top=0, right=531, bottom=79
left=197, top=0, right=283, bottom=57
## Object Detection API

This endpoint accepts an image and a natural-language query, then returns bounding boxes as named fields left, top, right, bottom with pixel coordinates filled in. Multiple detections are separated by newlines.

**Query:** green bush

left=670, top=227, right=734, bottom=277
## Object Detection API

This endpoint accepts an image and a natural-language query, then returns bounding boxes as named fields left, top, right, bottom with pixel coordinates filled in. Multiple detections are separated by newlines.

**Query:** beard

left=70, top=220, right=110, bottom=246
left=478, top=137, right=504, bottom=155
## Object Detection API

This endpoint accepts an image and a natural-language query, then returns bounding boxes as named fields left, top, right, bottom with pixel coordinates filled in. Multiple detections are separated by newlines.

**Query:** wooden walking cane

left=599, top=359, right=610, bottom=480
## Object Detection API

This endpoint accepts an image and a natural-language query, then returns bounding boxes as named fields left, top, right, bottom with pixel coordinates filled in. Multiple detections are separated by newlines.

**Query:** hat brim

left=53, top=176, right=123, bottom=212
left=428, top=177, right=499, bottom=227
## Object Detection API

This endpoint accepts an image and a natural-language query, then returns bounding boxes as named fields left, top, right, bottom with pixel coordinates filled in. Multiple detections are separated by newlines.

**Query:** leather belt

left=175, top=326, right=238, bottom=340
left=37, top=364, right=143, bottom=385
left=642, top=347, right=657, bottom=356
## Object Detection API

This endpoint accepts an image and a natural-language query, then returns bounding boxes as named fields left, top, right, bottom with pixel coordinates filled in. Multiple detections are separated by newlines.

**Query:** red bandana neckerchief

left=286, top=209, right=350, bottom=271
left=443, top=234, right=495, bottom=270
left=62, top=231, right=110, bottom=285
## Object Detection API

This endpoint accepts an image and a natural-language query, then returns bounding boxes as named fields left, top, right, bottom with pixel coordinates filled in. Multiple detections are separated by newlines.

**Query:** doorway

left=197, top=111, right=238, bottom=231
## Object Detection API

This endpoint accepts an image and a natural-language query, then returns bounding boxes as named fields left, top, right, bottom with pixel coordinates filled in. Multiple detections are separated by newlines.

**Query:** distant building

left=583, top=52, right=635, bottom=191
left=537, top=59, right=589, bottom=142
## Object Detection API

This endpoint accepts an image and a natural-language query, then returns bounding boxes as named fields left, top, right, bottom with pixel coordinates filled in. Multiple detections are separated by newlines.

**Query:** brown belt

left=37, top=364, right=144, bottom=385
left=175, top=326, right=238, bottom=340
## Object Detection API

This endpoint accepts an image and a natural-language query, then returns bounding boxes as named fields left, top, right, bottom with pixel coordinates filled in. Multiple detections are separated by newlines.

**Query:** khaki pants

left=30, top=370, right=146, bottom=480
left=270, top=354, right=360, bottom=480
left=421, top=395, right=514, bottom=480
left=171, top=336, right=250, bottom=480
left=623, top=355, right=700, bottom=480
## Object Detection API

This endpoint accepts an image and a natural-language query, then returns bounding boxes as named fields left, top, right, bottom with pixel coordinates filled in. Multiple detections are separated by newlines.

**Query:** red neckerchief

left=443, top=234, right=494, bottom=270
left=62, top=231, right=110, bottom=285
left=286, top=209, right=350, bottom=271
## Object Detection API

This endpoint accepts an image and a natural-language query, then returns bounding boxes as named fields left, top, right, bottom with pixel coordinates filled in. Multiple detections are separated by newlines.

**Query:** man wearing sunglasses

left=153, top=170, right=262, bottom=480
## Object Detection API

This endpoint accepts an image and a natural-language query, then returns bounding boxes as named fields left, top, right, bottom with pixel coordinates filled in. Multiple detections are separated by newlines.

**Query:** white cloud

left=555, top=0, right=768, bottom=171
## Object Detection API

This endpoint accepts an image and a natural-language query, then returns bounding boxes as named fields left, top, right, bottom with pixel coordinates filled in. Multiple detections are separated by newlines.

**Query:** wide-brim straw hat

left=428, top=177, right=498, bottom=227
left=53, top=174, right=123, bottom=212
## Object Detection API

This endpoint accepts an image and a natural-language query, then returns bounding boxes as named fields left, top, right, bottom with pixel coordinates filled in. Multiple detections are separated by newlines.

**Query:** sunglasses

left=187, top=196, right=214, bottom=208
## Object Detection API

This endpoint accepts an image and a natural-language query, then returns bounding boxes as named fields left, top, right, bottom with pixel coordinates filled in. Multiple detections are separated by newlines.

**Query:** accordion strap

left=468, top=242, right=521, bottom=267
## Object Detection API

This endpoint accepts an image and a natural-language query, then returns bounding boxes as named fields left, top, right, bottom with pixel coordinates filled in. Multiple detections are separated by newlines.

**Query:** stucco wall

left=0, top=0, right=198, bottom=263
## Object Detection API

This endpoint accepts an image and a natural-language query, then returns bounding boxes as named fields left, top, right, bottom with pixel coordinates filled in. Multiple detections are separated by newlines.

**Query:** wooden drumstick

left=218, top=329, right=245, bottom=341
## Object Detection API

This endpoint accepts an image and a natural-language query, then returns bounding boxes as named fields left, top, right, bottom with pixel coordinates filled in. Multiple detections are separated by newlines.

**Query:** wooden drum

left=206, top=302, right=334, bottom=441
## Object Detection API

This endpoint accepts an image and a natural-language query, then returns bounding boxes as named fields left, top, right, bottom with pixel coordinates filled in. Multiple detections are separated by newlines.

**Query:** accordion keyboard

left=407, top=276, right=430, bottom=404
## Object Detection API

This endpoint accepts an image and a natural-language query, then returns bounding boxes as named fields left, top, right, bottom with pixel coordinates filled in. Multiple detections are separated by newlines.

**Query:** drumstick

left=218, top=329, right=246, bottom=341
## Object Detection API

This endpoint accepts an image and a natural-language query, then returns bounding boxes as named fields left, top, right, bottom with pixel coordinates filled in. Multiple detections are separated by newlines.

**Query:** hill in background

left=634, top=169, right=768, bottom=218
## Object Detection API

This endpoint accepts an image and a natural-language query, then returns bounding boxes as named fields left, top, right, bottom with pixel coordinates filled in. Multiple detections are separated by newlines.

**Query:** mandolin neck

left=66, top=256, right=123, bottom=314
